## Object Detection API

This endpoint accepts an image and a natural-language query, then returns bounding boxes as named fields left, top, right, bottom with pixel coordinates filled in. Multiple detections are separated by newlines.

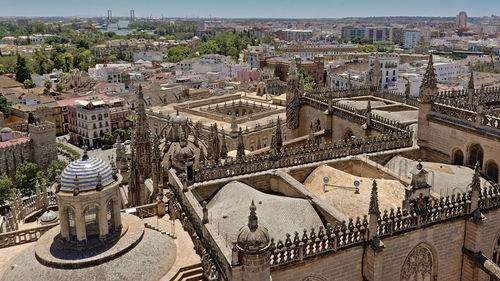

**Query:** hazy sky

left=1, top=0, right=499, bottom=18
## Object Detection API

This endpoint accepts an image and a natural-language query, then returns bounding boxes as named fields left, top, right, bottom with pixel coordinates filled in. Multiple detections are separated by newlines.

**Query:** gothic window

left=401, top=245, right=435, bottom=281
left=452, top=149, right=464, bottom=166
left=467, top=144, right=483, bottom=168
left=486, top=161, right=499, bottom=183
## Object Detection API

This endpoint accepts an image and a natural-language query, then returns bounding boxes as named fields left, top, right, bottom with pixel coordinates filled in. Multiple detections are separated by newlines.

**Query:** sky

left=1, top=0, right=499, bottom=18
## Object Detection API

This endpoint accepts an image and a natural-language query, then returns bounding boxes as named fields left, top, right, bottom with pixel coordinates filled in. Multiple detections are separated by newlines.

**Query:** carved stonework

left=401, top=245, right=434, bottom=281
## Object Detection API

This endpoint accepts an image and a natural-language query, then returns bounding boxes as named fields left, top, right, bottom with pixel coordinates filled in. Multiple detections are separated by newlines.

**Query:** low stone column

left=59, top=208, right=70, bottom=241
left=98, top=204, right=109, bottom=240
left=74, top=208, right=87, bottom=244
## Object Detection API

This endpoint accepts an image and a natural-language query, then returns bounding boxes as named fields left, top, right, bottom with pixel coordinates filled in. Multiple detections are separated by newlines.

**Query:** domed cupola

left=60, top=149, right=113, bottom=193
left=237, top=200, right=270, bottom=252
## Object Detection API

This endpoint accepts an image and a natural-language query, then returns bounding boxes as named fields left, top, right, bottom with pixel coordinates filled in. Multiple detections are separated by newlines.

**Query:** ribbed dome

left=60, top=158, right=113, bottom=191
left=40, top=210, right=58, bottom=224
left=237, top=201, right=270, bottom=252
left=169, top=113, right=187, bottom=125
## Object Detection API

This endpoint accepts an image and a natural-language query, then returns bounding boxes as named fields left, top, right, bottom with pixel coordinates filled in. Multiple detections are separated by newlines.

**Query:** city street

left=57, top=134, right=127, bottom=163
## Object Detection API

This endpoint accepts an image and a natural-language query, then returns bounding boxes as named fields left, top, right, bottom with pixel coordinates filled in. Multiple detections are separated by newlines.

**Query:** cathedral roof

left=60, top=158, right=113, bottom=191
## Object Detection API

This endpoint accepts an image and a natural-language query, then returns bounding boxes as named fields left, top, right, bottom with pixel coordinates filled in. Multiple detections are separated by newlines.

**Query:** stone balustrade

left=0, top=223, right=58, bottom=248
left=431, top=103, right=500, bottom=130
left=194, top=131, right=413, bottom=182
left=270, top=183, right=500, bottom=269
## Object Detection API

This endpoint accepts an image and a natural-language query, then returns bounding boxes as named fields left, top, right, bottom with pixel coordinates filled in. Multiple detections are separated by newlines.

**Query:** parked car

left=102, top=144, right=113, bottom=150
left=124, top=140, right=131, bottom=145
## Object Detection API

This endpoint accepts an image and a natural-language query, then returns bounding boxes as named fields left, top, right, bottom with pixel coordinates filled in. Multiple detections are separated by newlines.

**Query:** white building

left=404, top=29, right=421, bottom=49
left=369, top=53, right=399, bottom=89
left=280, top=29, right=313, bottom=42
left=133, top=51, right=163, bottom=63
left=247, top=44, right=275, bottom=69
left=190, top=55, right=228, bottom=74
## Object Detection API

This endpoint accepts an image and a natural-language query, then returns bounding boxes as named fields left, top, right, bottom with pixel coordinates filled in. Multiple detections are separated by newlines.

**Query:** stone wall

left=271, top=246, right=364, bottom=281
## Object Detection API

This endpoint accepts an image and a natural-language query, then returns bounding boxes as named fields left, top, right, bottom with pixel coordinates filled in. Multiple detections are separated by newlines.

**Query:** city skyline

left=1, top=0, right=499, bottom=18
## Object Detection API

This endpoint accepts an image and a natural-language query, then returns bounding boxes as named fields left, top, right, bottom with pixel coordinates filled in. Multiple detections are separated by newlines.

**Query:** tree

left=356, top=44, right=377, bottom=53
left=15, top=161, right=39, bottom=196
left=113, top=128, right=126, bottom=140
left=43, top=79, right=52, bottom=95
left=167, top=46, right=195, bottom=63
left=0, top=96, right=11, bottom=117
left=56, top=82, right=63, bottom=93
left=15, top=54, right=31, bottom=83
left=23, top=79, right=35, bottom=89
left=298, top=68, right=315, bottom=90
left=28, top=112, right=37, bottom=124
left=62, top=52, right=73, bottom=72
left=33, top=50, right=52, bottom=75
left=199, top=40, right=219, bottom=55
left=0, top=174, right=14, bottom=206
left=44, top=160, right=66, bottom=184
left=101, top=131, right=114, bottom=144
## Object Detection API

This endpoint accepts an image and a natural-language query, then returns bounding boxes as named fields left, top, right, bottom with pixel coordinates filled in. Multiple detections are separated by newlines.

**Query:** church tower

left=417, top=54, right=438, bottom=146
left=286, top=57, right=300, bottom=132
left=128, top=85, right=152, bottom=206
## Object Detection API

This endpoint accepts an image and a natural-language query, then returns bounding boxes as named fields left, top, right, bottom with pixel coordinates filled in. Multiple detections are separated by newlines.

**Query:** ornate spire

left=220, top=128, right=228, bottom=158
left=369, top=180, right=380, bottom=217
left=421, top=54, right=437, bottom=90
left=468, top=71, right=475, bottom=91
left=248, top=200, right=258, bottom=231
left=271, top=116, right=283, bottom=153
left=370, top=54, right=382, bottom=88
left=288, top=57, right=297, bottom=76
left=471, top=161, right=481, bottom=193
left=237, top=127, right=245, bottom=160
left=405, top=78, right=411, bottom=99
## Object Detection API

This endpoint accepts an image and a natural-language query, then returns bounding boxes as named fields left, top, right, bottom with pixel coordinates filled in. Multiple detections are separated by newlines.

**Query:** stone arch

left=401, top=243, right=437, bottom=281
left=467, top=143, right=483, bottom=168
left=106, top=199, right=115, bottom=233
left=485, top=160, right=499, bottom=183
left=83, top=203, right=100, bottom=240
left=491, top=232, right=500, bottom=265
left=451, top=148, right=464, bottom=166
left=342, top=128, right=354, bottom=141
left=63, top=205, right=77, bottom=241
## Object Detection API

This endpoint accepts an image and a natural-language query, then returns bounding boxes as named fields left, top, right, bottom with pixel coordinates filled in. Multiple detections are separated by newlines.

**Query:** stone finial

left=248, top=200, right=258, bottom=231
left=220, top=129, right=228, bottom=158
left=271, top=116, right=283, bottom=153
left=237, top=128, right=245, bottom=160
left=421, top=54, right=437, bottom=90
left=370, top=54, right=382, bottom=88
left=96, top=173, right=103, bottom=191
left=202, top=201, right=209, bottom=224
left=405, top=78, right=411, bottom=99
left=468, top=71, right=474, bottom=91
left=82, top=145, right=89, bottom=161
left=73, top=175, right=80, bottom=196
left=369, top=180, right=380, bottom=217
left=288, top=57, right=297, bottom=76
left=471, top=161, right=481, bottom=193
